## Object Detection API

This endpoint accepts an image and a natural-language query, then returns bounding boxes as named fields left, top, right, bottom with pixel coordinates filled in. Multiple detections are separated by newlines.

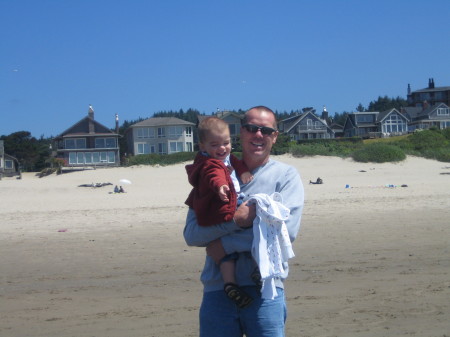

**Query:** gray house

left=278, top=108, right=335, bottom=140
left=402, top=103, right=450, bottom=132
left=126, top=117, right=195, bottom=155
left=343, top=109, right=409, bottom=138
left=0, top=140, right=20, bottom=178
left=52, top=105, right=120, bottom=168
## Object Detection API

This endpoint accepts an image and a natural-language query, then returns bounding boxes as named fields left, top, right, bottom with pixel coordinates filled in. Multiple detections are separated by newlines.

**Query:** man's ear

left=272, top=131, right=279, bottom=144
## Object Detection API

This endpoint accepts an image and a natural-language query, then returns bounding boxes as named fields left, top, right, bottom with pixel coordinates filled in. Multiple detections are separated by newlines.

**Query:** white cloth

left=249, top=193, right=295, bottom=299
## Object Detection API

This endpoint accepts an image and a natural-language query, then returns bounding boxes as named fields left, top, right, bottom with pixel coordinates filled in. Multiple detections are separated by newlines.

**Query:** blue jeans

left=200, top=286, right=286, bottom=337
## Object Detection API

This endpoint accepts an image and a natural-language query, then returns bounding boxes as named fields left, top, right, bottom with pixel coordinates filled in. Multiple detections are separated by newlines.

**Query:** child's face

left=200, top=129, right=232, bottom=161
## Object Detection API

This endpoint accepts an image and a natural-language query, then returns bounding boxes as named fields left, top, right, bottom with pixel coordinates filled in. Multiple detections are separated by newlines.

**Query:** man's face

left=240, top=110, right=278, bottom=164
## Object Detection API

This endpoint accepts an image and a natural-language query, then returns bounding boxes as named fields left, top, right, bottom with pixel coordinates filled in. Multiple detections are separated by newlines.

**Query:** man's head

left=198, top=117, right=232, bottom=161
left=240, top=106, right=278, bottom=171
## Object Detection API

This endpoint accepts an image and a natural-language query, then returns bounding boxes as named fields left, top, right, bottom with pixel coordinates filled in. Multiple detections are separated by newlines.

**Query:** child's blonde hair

left=198, top=117, right=230, bottom=143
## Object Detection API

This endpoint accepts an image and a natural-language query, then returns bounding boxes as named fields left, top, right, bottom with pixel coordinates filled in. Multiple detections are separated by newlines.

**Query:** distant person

left=119, top=186, right=125, bottom=193
left=185, top=117, right=254, bottom=308
left=114, top=185, right=119, bottom=193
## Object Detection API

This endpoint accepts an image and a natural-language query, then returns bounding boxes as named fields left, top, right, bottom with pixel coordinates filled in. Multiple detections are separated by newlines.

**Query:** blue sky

left=1, top=0, right=449, bottom=137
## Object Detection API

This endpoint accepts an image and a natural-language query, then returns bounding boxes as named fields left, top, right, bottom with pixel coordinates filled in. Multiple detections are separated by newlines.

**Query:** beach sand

left=1, top=155, right=449, bottom=337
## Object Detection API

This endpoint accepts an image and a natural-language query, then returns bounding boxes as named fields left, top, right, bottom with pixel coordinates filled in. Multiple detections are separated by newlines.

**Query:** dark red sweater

left=185, top=153, right=249, bottom=227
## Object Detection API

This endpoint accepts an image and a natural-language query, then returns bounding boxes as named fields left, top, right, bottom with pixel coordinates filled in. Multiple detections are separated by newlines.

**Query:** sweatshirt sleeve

left=203, top=160, right=229, bottom=192
left=279, top=166, right=304, bottom=242
left=183, top=208, right=241, bottom=247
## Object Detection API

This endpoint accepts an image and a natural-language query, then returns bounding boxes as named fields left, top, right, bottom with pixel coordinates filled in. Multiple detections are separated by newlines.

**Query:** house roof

left=403, top=103, right=449, bottom=121
left=55, top=116, right=118, bottom=139
left=198, top=111, right=244, bottom=124
left=412, top=86, right=450, bottom=93
left=131, top=117, right=195, bottom=127
left=377, top=108, right=410, bottom=123
left=279, top=110, right=332, bottom=133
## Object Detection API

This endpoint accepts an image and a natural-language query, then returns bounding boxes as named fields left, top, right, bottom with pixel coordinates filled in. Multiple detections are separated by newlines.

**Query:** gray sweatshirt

left=183, top=158, right=304, bottom=293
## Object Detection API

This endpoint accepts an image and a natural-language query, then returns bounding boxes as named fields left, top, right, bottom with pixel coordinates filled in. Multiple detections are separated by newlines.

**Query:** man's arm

left=279, top=166, right=304, bottom=242
left=183, top=200, right=256, bottom=248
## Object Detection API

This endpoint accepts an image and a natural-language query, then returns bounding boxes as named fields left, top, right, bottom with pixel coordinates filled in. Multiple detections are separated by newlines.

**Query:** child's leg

left=220, top=260, right=236, bottom=284
left=219, top=254, right=253, bottom=309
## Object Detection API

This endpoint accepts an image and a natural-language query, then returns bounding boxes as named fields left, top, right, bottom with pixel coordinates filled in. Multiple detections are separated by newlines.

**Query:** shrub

left=126, top=152, right=196, bottom=166
left=420, top=148, right=450, bottom=162
left=290, top=138, right=362, bottom=158
left=408, top=129, right=447, bottom=151
left=352, top=143, right=406, bottom=163
left=441, top=128, right=450, bottom=140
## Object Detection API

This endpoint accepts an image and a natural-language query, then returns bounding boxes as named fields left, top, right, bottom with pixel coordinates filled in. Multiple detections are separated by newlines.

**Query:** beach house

left=278, top=107, right=335, bottom=140
left=125, top=117, right=195, bottom=155
left=402, top=103, right=450, bottom=132
left=0, top=140, right=20, bottom=178
left=52, top=105, right=121, bottom=168
left=343, top=108, right=409, bottom=138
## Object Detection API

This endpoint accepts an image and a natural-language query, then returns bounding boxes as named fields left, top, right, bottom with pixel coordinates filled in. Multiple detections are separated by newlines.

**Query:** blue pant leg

left=200, top=287, right=287, bottom=337
left=200, top=290, right=243, bottom=337
left=240, top=287, right=287, bottom=337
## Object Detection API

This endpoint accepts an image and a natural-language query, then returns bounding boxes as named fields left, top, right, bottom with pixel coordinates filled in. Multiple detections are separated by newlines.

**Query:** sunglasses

left=242, top=124, right=277, bottom=135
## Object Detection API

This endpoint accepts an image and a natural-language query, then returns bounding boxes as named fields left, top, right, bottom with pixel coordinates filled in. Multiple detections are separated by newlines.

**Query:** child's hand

left=218, top=185, right=230, bottom=202
left=240, top=172, right=253, bottom=184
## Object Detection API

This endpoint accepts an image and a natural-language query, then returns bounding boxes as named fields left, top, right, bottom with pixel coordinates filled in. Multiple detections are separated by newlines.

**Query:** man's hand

left=206, top=239, right=226, bottom=264
left=233, top=200, right=256, bottom=228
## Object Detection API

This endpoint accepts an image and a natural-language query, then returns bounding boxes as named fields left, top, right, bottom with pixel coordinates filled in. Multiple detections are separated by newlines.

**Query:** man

left=183, top=106, right=304, bottom=336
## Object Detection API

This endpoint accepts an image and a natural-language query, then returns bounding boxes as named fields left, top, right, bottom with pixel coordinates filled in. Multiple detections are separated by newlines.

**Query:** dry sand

left=0, top=155, right=449, bottom=337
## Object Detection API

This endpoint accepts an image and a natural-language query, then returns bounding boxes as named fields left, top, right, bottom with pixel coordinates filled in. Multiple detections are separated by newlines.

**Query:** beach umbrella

left=119, top=179, right=132, bottom=185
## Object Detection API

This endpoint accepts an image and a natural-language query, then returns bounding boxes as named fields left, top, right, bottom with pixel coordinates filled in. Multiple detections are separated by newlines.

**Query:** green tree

left=1, top=131, right=51, bottom=171
left=367, top=96, right=408, bottom=112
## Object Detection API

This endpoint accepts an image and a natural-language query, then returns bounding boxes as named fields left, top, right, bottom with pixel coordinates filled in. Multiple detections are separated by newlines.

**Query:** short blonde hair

left=198, top=117, right=230, bottom=143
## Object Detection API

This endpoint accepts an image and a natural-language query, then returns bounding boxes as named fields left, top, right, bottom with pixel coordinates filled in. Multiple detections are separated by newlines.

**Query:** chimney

left=88, top=105, right=95, bottom=134
left=431, top=78, right=435, bottom=89
left=321, top=106, right=329, bottom=121
left=407, top=83, right=411, bottom=95
left=88, top=104, right=95, bottom=119
left=115, top=114, right=119, bottom=134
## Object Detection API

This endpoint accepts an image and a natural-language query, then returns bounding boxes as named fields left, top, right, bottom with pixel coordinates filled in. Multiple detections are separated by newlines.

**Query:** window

left=186, top=127, right=192, bottom=137
left=356, top=114, right=374, bottom=123
left=169, top=141, right=184, bottom=153
left=382, top=114, right=407, bottom=133
left=437, top=108, right=450, bottom=116
left=77, top=153, right=84, bottom=164
left=69, top=152, right=77, bottom=164
left=307, top=119, right=313, bottom=129
left=229, top=124, right=237, bottom=136
left=65, top=138, right=86, bottom=149
left=158, top=143, right=167, bottom=154
left=85, top=153, right=92, bottom=164
left=186, top=142, right=193, bottom=152
left=5, top=159, right=13, bottom=169
left=95, top=138, right=116, bottom=148
left=137, top=143, right=150, bottom=154
left=137, top=127, right=155, bottom=138
left=108, top=151, right=115, bottom=163
left=168, top=126, right=183, bottom=137
left=158, top=127, right=165, bottom=138
left=100, top=152, right=107, bottom=162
